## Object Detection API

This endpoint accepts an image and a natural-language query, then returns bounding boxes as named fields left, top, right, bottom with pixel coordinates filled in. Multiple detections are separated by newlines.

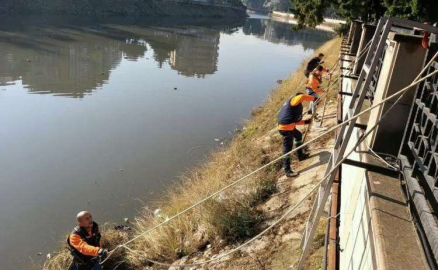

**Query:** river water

left=0, top=14, right=332, bottom=269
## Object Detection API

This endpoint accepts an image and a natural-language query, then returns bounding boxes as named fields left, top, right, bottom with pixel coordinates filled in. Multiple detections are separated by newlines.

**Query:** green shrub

left=250, top=178, right=278, bottom=205
left=206, top=201, right=263, bottom=242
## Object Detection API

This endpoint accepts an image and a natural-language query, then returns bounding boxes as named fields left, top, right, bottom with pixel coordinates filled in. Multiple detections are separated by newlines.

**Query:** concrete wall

left=338, top=32, right=429, bottom=270
left=338, top=64, right=376, bottom=270
left=367, top=33, right=426, bottom=155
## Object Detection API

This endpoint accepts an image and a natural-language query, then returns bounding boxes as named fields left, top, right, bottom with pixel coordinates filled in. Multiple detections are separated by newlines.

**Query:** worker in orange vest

left=66, top=211, right=107, bottom=270
left=306, top=65, right=329, bottom=121
left=278, top=93, right=314, bottom=177
left=304, top=53, right=324, bottom=78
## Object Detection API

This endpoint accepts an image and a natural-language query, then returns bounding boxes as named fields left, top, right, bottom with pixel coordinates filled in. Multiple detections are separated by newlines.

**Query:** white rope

left=296, top=49, right=438, bottom=265
left=344, top=39, right=372, bottom=76
left=365, top=139, right=398, bottom=170
left=119, top=80, right=414, bottom=268
left=101, top=50, right=438, bottom=266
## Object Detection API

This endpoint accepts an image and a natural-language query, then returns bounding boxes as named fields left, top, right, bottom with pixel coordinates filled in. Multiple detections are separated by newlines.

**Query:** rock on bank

left=0, top=0, right=247, bottom=18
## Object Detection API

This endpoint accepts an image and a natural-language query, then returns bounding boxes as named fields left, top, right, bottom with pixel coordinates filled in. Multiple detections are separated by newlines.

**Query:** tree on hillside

left=290, top=0, right=437, bottom=28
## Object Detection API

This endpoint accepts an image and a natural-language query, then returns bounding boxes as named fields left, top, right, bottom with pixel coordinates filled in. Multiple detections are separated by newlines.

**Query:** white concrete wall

left=338, top=64, right=376, bottom=269
left=340, top=172, right=375, bottom=269
left=337, top=33, right=428, bottom=270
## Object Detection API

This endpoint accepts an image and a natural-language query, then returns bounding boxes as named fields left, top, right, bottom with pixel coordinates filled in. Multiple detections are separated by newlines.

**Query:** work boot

left=283, top=157, right=292, bottom=172
left=285, top=170, right=299, bottom=178
left=296, top=141, right=310, bottom=161
left=297, top=151, right=310, bottom=161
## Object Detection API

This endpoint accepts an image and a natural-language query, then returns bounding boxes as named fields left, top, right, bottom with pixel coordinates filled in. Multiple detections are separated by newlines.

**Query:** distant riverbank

left=270, top=11, right=346, bottom=32
left=0, top=0, right=247, bottom=17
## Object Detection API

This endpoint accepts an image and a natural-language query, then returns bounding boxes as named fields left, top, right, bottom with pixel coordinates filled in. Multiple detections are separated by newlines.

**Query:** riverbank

left=0, top=0, right=247, bottom=17
left=42, top=37, right=341, bottom=270
left=270, top=11, right=346, bottom=32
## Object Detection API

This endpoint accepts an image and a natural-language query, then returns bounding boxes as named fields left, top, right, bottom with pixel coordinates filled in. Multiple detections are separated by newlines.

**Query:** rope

left=342, top=39, right=372, bottom=77
left=302, top=72, right=333, bottom=142
left=301, top=38, right=371, bottom=125
left=118, top=72, right=417, bottom=268
left=296, top=50, right=438, bottom=265
left=102, top=66, right=438, bottom=266
left=276, top=47, right=343, bottom=117
left=101, top=50, right=438, bottom=267
left=365, top=139, right=399, bottom=170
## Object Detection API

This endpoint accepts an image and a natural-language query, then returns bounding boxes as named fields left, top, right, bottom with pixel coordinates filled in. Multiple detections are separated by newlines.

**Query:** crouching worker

left=67, top=211, right=108, bottom=270
left=278, top=93, right=314, bottom=177
left=306, top=65, right=328, bottom=120
left=304, top=53, right=325, bottom=78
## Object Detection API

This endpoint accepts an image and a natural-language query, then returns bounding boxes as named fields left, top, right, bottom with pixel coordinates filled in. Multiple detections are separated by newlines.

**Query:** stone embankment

left=0, top=0, right=247, bottom=17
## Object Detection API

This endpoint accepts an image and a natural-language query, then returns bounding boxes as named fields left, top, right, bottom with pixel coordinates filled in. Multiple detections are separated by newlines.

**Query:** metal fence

left=367, top=44, right=387, bottom=102
left=399, top=35, right=438, bottom=266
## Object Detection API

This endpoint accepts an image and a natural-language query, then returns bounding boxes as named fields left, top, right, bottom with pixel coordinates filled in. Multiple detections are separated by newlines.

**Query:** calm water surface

left=0, top=15, right=332, bottom=269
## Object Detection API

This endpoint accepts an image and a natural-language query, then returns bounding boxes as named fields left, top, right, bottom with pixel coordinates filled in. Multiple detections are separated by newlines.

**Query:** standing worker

left=306, top=65, right=328, bottom=120
left=67, top=211, right=108, bottom=270
left=304, top=53, right=325, bottom=78
left=278, top=93, right=314, bottom=177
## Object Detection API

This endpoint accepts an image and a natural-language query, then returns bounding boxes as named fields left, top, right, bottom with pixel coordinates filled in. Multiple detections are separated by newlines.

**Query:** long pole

left=319, top=73, right=333, bottom=127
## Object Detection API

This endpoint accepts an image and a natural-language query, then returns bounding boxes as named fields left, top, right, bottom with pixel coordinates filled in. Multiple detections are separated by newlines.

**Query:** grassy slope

left=44, top=37, right=341, bottom=270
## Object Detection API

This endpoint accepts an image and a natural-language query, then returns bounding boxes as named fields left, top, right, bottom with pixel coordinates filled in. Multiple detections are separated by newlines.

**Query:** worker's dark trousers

left=279, top=129, right=303, bottom=173
left=306, top=88, right=319, bottom=115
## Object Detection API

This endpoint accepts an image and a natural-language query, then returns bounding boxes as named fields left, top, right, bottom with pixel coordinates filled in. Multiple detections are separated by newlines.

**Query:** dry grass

left=45, top=37, right=341, bottom=269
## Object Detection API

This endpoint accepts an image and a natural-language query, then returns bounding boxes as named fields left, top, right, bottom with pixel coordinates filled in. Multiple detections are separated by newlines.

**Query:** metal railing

left=399, top=35, right=438, bottom=266
left=367, top=44, right=387, bottom=102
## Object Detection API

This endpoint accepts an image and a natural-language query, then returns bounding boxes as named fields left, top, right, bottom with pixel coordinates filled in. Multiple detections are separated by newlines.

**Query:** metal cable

left=100, top=51, right=438, bottom=267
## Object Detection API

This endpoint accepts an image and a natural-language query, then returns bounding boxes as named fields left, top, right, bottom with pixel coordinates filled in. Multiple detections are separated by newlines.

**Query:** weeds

left=207, top=200, right=263, bottom=242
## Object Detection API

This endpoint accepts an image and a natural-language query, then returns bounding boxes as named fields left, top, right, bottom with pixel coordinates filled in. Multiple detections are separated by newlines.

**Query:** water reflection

left=0, top=15, right=334, bottom=270
left=0, top=16, right=332, bottom=98
left=243, top=18, right=334, bottom=50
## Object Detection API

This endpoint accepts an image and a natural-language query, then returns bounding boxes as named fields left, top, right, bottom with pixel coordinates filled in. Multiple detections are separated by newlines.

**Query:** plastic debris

left=114, top=225, right=131, bottom=231
left=154, top=208, right=162, bottom=217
